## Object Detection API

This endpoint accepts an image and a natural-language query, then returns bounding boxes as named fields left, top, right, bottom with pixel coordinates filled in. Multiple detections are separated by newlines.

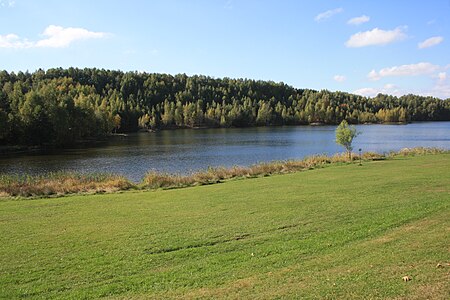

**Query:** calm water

left=1, top=122, right=449, bottom=182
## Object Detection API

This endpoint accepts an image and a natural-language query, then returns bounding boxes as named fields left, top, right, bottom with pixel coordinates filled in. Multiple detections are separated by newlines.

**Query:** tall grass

left=142, top=151, right=388, bottom=189
left=1, top=147, right=446, bottom=198
left=143, top=148, right=448, bottom=190
left=393, top=147, right=445, bottom=156
left=0, top=172, right=133, bottom=198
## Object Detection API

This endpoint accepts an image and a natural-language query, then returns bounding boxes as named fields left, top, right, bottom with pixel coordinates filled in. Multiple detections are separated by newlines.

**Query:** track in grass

left=0, top=154, right=449, bottom=299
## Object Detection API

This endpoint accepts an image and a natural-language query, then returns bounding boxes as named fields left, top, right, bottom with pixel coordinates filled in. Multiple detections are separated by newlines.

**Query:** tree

left=0, top=67, right=449, bottom=147
left=256, top=102, right=272, bottom=125
left=113, top=114, right=121, bottom=133
left=161, top=100, right=174, bottom=126
left=335, top=120, right=359, bottom=160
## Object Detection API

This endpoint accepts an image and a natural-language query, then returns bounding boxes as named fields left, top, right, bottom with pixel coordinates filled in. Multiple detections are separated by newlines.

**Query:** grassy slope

left=0, top=154, right=449, bottom=299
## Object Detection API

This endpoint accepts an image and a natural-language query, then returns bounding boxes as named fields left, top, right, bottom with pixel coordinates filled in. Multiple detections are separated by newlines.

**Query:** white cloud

left=431, top=82, right=450, bottom=99
left=418, top=36, right=443, bottom=49
left=353, top=87, right=378, bottom=97
left=367, top=70, right=379, bottom=81
left=35, top=25, right=106, bottom=48
left=383, top=83, right=396, bottom=90
left=347, top=15, right=370, bottom=25
left=0, top=34, right=33, bottom=48
left=367, top=62, right=440, bottom=81
left=361, top=64, right=450, bottom=99
left=0, top=0, right=15, bottom=7
left=437, top=72, right=446, bottom=81
left=333, top=75, right=346, bottom=82
left=314, top=8, right=343, bottom=22
left=355, top=73, right=450, bottom=99
left=0, top=25, right=107, bottom=49
left=421, top=74, right=450, bottom=99
left=345, top=27, right=407, bottom=47
left=354, top=84, right=401, bottom=97
left=354, top=84, right=450, bottom=99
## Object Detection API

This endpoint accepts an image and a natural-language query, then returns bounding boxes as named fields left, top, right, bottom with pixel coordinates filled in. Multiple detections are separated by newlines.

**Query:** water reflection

left=0, top=122, right=449, bottom=182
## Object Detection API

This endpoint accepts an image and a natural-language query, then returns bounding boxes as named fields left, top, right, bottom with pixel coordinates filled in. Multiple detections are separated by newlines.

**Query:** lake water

left=1, top=122, right=449, bottom=182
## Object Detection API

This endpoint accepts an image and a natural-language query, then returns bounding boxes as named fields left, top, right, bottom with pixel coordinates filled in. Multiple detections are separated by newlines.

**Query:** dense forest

left=0, top=68, right=449, bottom=146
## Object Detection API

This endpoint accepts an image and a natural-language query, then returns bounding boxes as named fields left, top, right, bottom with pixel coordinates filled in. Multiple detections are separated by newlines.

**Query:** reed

left=0, top=172, right=133, bottom=198
left=142, top=148, right=447, bottom=190
left=2, top=148, right=446, bottom=198
left=393, top=147, right=445, bottom=156
left=141, top=150, right=417, bottom=190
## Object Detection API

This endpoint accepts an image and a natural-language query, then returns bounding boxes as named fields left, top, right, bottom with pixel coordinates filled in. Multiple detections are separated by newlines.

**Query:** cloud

left=0, top=0, right=15, bottom=7
left=355, top=72, right=450, bottom=99
left=418, top=36, right=443, bottom=49
left=314, top=7, right=343, bottom=22
left=347, top=15, right=370, bottom=25
left=354, top=84, right=401, bottom=97
left=0, top=34, right=33, bottom=48
left=333, top=75, right=346, bottom=82
left=345, top=27, right=407, bottom=47
left=430, top=81, right=450, bottom=99
left=367, top=70, right=379, bottom=81
left=383, top=83, right=396, bottom=90
left=353, top=87, right=378, bottom=97
left=437, top=72, right=447, bottom=81
left=0, top=25, right=107, bottom=49
left=419, top=74, right=450, bottom=99
left=354, top=84, right=450, bottom=99
left=367, top=62, right=440, bottom=81
left=35, top=25, right=107, bottom=48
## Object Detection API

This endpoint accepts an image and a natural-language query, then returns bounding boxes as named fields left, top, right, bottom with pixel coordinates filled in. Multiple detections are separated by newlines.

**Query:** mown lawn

left=0, top=154, right=449, bottom=299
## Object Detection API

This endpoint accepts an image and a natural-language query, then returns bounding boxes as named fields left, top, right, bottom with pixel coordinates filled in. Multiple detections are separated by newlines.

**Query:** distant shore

left=0, top=120, right=427, bottom=155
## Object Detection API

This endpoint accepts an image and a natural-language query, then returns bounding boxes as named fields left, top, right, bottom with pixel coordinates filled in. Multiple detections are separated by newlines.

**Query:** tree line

left=0, top=68, right=449, bottom=146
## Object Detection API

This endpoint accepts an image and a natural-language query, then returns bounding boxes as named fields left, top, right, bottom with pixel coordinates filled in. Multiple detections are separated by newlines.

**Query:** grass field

left=0, top=154, right=449, bottom=299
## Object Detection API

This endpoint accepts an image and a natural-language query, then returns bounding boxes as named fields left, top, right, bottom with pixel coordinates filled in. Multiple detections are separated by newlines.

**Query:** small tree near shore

left=113, top=114, right=121, bottom=133
left=335, top=120, right=359, bottom=160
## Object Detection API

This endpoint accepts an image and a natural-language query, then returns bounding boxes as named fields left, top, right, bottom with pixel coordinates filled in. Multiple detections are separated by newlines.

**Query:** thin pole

left=359, top=148, right=362, bottom=166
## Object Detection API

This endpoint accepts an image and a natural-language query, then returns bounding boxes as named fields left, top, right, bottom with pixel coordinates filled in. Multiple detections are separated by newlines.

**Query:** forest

left=0, top=67, right=449, bottom=146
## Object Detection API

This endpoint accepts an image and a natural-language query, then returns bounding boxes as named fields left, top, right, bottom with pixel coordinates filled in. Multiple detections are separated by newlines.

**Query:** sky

left=1, top=0, right=449, bottom=99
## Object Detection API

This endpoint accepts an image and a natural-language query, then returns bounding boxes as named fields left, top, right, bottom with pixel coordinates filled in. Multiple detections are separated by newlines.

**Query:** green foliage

left=0, top=68, right=449, bottom=146
left=335, top=120, right=359, bottom=158
left=0, top=154, right=449, bottom=298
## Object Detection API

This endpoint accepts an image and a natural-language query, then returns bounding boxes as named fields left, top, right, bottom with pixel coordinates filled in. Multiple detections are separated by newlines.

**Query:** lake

left=1, top=122, right=449, bottom=182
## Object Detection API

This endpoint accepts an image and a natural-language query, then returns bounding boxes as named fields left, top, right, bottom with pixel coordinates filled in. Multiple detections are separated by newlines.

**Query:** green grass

left=0, top=148, right=442, bottom=198
left=0, top=154, right=449, bottom=299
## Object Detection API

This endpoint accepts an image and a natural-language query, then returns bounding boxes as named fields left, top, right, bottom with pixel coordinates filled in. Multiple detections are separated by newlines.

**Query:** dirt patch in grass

left=393, top=279, right=449, bottom=300
left=372, top=236, right=395, bottom=244
left=365, top=217, right=439, bottom=246
left=425, top=188, right=450, bottom=193
left=180, top=276, right=258, bottom=299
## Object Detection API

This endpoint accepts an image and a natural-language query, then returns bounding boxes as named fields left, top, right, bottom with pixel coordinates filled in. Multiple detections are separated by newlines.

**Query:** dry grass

left=0, top=153, right=448, bottom=299
left=1, top=147, right=446, bottom=198
left=142, top=150, right=411, bottom=190
left=0, top=172, right=134, bottom=198
left=392, top=147, right=445, bottom=156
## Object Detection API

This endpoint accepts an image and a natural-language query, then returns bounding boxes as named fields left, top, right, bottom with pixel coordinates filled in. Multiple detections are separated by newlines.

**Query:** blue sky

left=1, top=0, right=449, bottom=99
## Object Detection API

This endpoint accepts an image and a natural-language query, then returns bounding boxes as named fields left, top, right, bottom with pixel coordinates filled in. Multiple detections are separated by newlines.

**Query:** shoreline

left=0, top=147, right=446, bottom=199
left=3, top=120, right=442, bottom=155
